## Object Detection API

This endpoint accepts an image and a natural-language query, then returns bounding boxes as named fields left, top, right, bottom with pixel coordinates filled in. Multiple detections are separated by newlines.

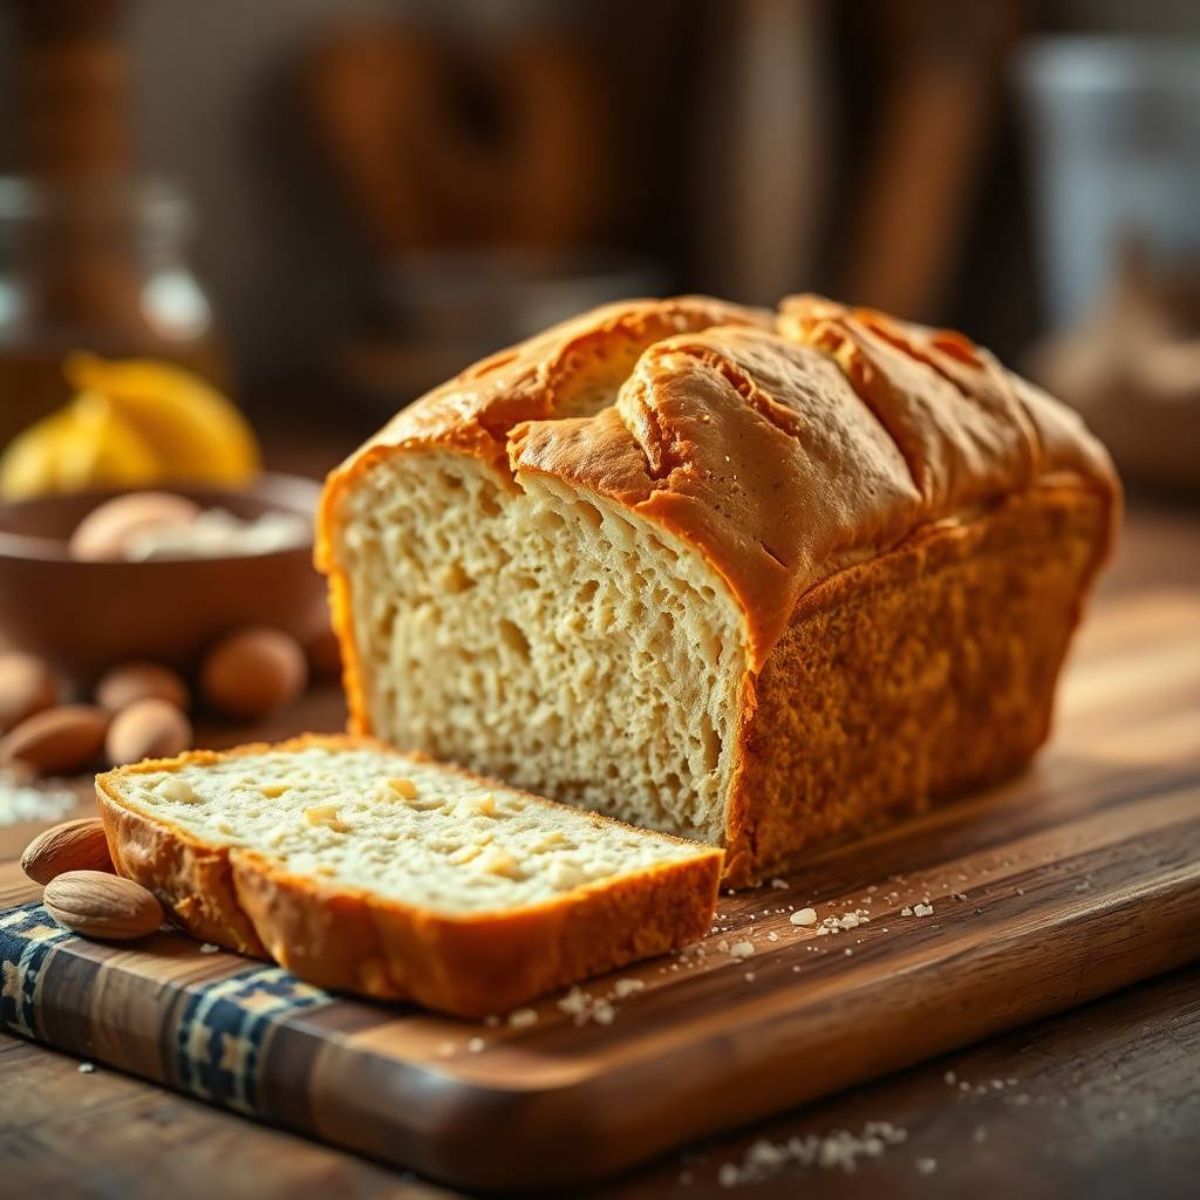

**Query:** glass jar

left=0, top=175, right=228, bottom=445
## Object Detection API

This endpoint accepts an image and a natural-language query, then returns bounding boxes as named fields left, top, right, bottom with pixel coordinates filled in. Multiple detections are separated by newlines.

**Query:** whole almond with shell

left=105, top=698, right=192, bottom=766
left=201, top=627, right=307, bottom=719
left=0, top=653, right=58, bottom=734
left=21, top=818, right=115, bottom=885
left=0, top=705, right=108, bottom=775
left=96, top=662, right=190, bottom=714
left=42, top=870, right=164, bottom=940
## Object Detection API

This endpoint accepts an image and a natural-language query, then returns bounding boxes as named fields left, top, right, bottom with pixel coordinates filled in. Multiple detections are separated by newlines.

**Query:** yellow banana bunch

left=0, top=395, right=160, bottom=498
left=1, top=355, right=260, bottom=501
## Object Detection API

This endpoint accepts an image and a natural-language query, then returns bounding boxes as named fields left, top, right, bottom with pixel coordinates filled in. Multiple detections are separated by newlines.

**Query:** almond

left=200, top=627, right=307, bottom=719
left=0, top=705, right=108, bottom=775
left=96, top=662, right=190, bottom=714
left=68, top=492, right=200, bottom=561
left=21, top=818, right=115, bottom=885
left=105, top=698, right=192, bottom=765
left=0, top=653, right=58, bottom=734
left=42, top=870, right=163, bottom=940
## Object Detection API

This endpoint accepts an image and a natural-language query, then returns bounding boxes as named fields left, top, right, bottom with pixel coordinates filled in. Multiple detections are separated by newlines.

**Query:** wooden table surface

left=2, top=500, right=1198, bottom=1199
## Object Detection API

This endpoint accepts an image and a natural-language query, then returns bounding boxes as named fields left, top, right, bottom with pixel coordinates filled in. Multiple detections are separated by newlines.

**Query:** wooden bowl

left=0, top=475, right=328, bottom=684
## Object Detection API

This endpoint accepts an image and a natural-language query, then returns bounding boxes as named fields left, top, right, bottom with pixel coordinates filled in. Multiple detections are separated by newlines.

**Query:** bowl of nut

left=0, top=475, right=330, bottom=682
left=0, top=475, right=340, bottom=782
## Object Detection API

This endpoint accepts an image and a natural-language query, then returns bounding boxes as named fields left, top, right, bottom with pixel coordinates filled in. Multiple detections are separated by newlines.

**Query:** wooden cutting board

left=2, top=587, right=1198, bottom=1193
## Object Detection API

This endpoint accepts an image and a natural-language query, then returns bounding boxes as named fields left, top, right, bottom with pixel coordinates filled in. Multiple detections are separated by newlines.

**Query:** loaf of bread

left=96, top=736, right=722, bottom=1016
left=317, top=295, right=1119, bottom=885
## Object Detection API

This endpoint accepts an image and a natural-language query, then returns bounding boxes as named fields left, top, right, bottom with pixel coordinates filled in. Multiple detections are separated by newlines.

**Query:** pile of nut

left=22, top=818, right=166, bottom=942
left=0, top=624, right=338, bottom=777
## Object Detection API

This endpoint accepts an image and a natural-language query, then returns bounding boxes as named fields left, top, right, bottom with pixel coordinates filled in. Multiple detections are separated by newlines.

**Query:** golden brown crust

left=98, top=794, right=269, bottom=957
left=96, top=736, right=724, bottom=1017
left=318, top=294, right=1117, bottom=680
left=231, top=847, right=719, bottom=1016
left=319, top=296, right=769, bottom=480
left=777, top=295, right=1119, bottom=517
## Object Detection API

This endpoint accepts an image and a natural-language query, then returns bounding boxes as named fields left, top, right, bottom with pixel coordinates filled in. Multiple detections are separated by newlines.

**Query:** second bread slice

left=95, top=736, right=723, bottom=1017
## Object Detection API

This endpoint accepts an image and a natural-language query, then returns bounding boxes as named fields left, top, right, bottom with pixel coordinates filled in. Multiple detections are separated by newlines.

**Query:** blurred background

left=2, top=0, right=1200, bottom=483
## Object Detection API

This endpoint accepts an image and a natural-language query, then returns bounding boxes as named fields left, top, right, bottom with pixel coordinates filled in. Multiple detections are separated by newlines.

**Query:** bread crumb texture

left=338, top=457, right=743, bottom=845
left=109, top=743, right=705, bottom=915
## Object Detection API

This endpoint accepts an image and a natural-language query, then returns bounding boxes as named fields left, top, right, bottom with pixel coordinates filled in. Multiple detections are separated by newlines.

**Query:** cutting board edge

left=323, top=861, right=1200, bottom=1188
left=4, top=858, right=1199, bottom=1193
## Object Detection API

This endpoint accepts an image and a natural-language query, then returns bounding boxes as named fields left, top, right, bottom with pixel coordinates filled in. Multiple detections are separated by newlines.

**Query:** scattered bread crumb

left=198, top=943, right=220, bottom=955
left=790, top=907, right=818, bottom=927
left=78, top=1062, right=95, bottom=1074
left=507, top=1007, right=538, bottom=1029
left=714, top=1122, right=908, bottom=1186
left=466, top=1037, right=485, bottom=1053
left=811, top=909, right=871, bottom=935
left=557, top=986, right=616, bottom=1026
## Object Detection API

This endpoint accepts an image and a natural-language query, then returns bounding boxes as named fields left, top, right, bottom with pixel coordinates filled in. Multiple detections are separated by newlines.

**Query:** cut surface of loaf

left=318, top=295, right=1120, bottom=884
left=96, top=736, right=722, bottom=1016
left=336, top=456, right=743, bottom=843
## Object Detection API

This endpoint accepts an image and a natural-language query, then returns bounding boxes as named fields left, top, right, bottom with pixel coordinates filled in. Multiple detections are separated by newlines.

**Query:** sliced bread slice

left=95, top=735, right=723, bottom=1017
